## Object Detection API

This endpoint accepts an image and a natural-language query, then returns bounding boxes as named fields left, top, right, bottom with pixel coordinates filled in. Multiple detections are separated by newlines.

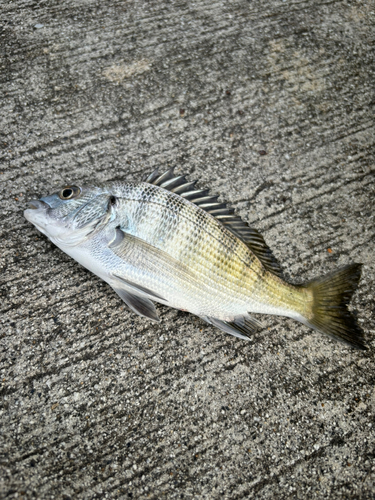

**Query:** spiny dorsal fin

left=144, top=168, right=282, bottom=277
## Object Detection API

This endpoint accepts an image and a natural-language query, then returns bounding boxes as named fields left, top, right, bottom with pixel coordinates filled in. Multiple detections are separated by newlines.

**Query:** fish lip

left=27, top=199, right=50, bottom=210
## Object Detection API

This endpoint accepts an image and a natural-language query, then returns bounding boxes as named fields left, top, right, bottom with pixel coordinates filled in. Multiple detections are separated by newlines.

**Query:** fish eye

left=59, top=186, right=81, bottom=200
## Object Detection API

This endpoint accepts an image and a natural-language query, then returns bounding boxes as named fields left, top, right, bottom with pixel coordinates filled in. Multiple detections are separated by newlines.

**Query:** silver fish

left=24, top=168, right=366, bottom=349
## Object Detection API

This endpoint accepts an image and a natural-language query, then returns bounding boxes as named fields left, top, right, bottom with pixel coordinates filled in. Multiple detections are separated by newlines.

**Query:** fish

left=24, top=168, right=366, bottom=350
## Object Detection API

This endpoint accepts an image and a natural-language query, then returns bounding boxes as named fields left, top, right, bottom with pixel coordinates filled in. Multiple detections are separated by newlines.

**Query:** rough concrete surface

left=1, top=0, right=375, bottom=498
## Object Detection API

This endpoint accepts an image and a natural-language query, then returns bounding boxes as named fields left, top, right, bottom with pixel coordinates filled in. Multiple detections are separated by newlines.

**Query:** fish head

left=24, top=184, right=118, bottom=246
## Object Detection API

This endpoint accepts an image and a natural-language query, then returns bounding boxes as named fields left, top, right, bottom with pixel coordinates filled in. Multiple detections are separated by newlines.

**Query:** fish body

left=24, top=169, right=366, bottom=349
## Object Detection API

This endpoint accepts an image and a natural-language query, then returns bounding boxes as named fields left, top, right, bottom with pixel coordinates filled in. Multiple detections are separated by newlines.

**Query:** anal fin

left=202, top=315, right=262, bottom=340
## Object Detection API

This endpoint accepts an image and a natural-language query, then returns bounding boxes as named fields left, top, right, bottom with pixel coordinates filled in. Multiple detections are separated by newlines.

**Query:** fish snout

left=26, top=199, right=50, bottom=210
left=24, top=199, right=52, bottom=228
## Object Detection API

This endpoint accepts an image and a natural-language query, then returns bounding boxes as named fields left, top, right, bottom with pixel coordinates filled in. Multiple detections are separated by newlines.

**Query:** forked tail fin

left=301, top=263, right=366, bottom=350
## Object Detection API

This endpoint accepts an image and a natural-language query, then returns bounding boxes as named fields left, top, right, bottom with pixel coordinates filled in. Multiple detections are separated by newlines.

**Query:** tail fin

left=301, top=264, right=366, bottom=350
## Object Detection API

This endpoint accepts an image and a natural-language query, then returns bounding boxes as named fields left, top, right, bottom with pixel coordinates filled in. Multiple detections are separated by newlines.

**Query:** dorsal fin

left=144, top=168, right=282, bottom=277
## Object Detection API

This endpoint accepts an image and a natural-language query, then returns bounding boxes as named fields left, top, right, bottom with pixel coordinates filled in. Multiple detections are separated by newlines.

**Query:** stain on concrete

left=103, top=59, right=152, bottom=83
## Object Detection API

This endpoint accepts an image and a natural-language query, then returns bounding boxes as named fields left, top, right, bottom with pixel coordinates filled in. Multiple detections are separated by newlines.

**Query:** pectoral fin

left=112, top=286, right=160, bottom=321
left=109, top=227, right=203, bottom=295
left=109, top=228, right=173, bottom=321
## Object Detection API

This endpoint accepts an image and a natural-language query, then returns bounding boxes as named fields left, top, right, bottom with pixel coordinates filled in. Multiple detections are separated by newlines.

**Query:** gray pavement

left=1, top=0, right=374, bottom=498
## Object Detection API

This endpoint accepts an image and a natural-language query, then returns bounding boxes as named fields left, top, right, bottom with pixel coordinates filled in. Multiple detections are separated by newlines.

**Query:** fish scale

left=24, top=168, right=366, bottom=349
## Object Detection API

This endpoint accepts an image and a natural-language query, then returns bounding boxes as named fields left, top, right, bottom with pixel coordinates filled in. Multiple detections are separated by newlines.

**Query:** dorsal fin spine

left=172, top=181, right=197, bottom=194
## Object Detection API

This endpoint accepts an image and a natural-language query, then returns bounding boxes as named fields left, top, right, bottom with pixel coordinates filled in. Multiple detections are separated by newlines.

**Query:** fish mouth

left=27, top=200, right=50, bottom=210
left=24, top=199, right=52, bottom=231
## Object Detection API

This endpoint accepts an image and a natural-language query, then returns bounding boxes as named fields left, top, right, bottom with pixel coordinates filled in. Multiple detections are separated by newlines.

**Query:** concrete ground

left=1, top=0, right=374, bottom=498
